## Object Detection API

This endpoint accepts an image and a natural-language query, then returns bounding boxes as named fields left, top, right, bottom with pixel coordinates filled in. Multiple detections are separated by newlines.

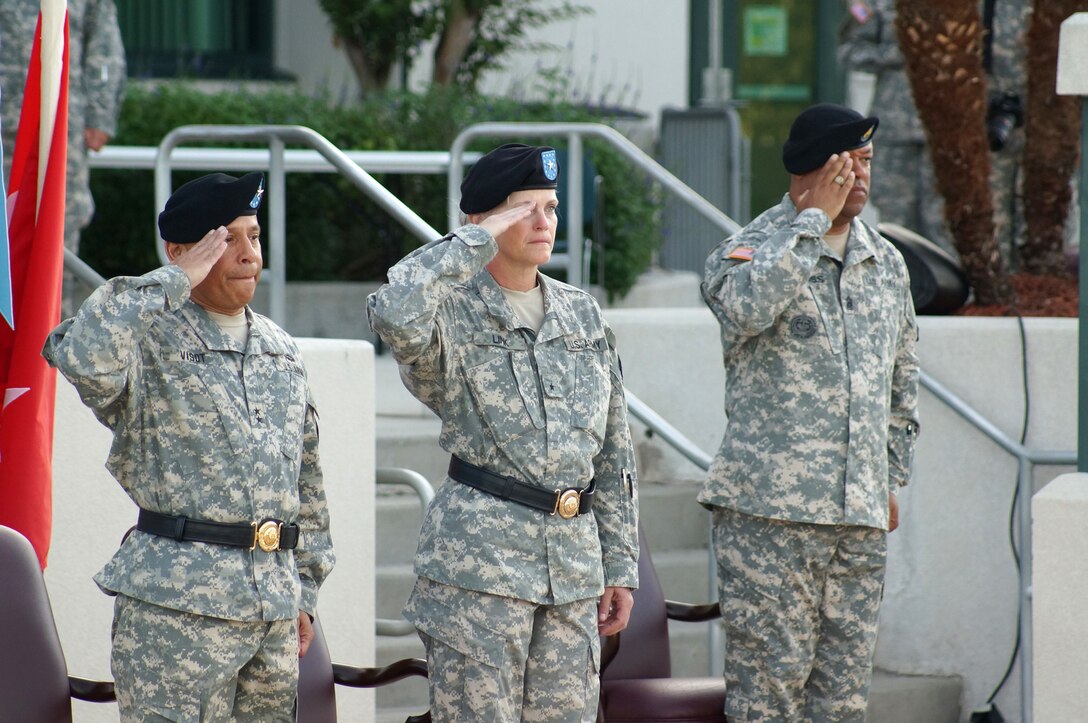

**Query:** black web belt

left=448, top=455, right=595, bottom=519
left=137, top=509, right=300, bottom=552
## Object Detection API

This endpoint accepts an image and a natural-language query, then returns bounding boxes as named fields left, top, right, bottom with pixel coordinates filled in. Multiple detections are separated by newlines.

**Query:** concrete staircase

left=371, top=353, right=963, bottom=723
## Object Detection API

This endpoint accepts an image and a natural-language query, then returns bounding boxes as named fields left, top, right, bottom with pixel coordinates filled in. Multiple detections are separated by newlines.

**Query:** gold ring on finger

left=834, top=175, right=846, bottom=186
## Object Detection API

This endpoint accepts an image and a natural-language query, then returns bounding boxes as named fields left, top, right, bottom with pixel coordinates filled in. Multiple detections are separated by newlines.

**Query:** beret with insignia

left=158, top=172, right=265, bottom=244
left=782, top=103, right=879, bottom=175
left=459, top=143, right=560, bottom=214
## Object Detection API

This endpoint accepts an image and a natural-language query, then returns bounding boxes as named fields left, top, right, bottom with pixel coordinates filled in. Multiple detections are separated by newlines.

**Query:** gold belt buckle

left=252, top=520, right=283, bottom=552
left=554, top=489, right=581, bottom=519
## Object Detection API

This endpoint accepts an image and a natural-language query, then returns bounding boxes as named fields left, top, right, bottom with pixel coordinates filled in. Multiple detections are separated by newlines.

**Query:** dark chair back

left=597, top=521, right=727, bottom=723
left=297, top=616, right=338, bottom=722
left=0, top=525, right=75, bottom=723
left=601, top=523, right=672, bottom=681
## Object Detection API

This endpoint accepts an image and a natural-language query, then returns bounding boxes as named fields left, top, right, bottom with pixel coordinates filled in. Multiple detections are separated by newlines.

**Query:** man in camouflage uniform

left=983, top=0, right=1030, bottom=262
left=838, top=0, right=1029, bottom=261
left=1, top=0, right=126, bottom=254
left=368, top=144, right=639, bottom=722
left=701, top=104, right=919, bottom=722
left=43, top=172, right=334, bottom=722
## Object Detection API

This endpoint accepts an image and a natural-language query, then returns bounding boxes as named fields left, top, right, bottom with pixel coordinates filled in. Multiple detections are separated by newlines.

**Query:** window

left=116, top=0, right=284, bottom=79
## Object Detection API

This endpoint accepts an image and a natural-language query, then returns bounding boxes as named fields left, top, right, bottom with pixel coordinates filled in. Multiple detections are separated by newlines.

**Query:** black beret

left=459, top=143, right=560, bottom=214
left=782, top=103, right=879, bottom=175
left=158, top=172, right=265, bottom=244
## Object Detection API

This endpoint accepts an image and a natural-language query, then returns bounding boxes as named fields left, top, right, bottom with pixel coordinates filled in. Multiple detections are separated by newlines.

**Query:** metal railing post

left=375, top=467, right=435, bottom=636
left=567, top=132, right=584, bottom=288
left=268, top=136, right=287, bottom=325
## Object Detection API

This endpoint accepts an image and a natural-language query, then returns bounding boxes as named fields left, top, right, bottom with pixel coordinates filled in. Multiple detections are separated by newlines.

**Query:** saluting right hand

left=476, top=200, right=535, bottom=239
left=793, top=152, right=855, bottom=221
left=171, top=226, right=228, bottom=289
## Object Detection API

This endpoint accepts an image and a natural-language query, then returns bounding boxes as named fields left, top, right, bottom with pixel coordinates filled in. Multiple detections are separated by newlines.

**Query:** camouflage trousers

left=404, top=576, right=601, bottom=723
left=111, top=594, right=299, bottom=723
left=990, top=131, right=1026, bottom=267
left=712, top=508, right=887, bottom=723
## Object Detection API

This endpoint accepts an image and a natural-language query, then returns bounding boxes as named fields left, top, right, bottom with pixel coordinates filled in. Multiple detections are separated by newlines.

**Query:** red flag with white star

left=0, top=1, right=69, bottom=568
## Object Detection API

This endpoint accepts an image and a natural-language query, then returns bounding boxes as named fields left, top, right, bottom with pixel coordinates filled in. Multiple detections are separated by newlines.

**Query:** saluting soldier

left=701, top=104, right=920, bottom=722
left=43, top=173, right=334, bottom=722
left=368, top=144, right=639, bottom=722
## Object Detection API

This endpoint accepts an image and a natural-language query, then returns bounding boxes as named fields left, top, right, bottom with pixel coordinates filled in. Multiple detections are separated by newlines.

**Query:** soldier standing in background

left=369, top=144, right=639, bottom=722
left=1, top=0, right=126, bottom=302
left=838, top=0, right=1029, bottom=263
left=983, top=0, right=1031, bottom=264
left=701, top=104, right=919, bottom=722
left=836, top=0, right=951, bottom=252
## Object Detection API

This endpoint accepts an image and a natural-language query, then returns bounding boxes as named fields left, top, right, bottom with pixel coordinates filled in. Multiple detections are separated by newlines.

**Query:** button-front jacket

left=43, top=264, right=334, bottom=621
left=367, top=225, right=639, bottom=604
left=700, top=194, right=920, bottom=530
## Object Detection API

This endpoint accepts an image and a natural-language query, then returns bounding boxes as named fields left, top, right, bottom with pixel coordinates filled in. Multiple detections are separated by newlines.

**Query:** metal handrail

left=374, top=467, right=436, bottom=636
left=447, top=122, right=743, bottom=288
left=65, top=248, right=106, bottom=289
left=153, top=125, right=441, bottom=325
left=91, top=145, right=482, bottom=174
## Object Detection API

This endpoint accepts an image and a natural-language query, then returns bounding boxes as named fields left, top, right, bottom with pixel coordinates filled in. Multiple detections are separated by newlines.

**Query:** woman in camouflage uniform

left=369, top=144, right=639, bottom=722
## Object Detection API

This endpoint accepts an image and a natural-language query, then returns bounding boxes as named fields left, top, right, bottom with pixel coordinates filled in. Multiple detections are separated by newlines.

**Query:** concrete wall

left=605, top=310, right=1077, bottom=723
left=47, top=339, right=377, bottom=723
left=1033, top=473, right=1088, bottom=723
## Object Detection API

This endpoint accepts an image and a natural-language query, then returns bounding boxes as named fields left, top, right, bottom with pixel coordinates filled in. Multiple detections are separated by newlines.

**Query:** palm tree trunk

left=1021, top=0, right=1081, bottom=276
left=895, top=0, right=1013, bottom=305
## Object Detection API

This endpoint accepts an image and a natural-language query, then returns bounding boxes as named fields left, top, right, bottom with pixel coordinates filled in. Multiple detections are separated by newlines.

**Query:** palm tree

left=895, top=0, right=1013, bottom=305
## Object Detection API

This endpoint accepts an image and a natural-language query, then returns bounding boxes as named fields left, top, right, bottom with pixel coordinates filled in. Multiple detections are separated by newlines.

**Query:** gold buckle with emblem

left=552, top=489, right=582, bottom=519
left=251, top=519, right=283, bottom=552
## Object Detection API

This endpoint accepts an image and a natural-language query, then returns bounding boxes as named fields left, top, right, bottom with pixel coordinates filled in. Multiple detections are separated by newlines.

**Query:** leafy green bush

left=83, top=83, right=662, bottom=300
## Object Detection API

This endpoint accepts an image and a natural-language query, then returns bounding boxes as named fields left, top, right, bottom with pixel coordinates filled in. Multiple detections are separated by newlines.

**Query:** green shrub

left=83, top=83, right=662, bottom=300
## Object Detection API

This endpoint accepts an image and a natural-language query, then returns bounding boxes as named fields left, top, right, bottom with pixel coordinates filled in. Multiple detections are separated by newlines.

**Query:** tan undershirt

left=824, top=228, right=850, bottom=260
left=206, top=309, right=249, bottom=346
left=500, top=284, right=545, bottom=333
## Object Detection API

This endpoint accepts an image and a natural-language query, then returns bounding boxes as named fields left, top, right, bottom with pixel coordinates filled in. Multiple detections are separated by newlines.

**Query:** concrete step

left=373, top=492, right=427, bottom=567
left=376, top=562, right=415, bottom=619
left=374, top=353, right=430, bottom=418
left=376, top=707, right=431, bottom=723
left=375, top=634, right=427, bottom=710
left=867, top=668, right=962, bottom=723
left=376, top=416, right=448, bottom=486
left=643, top=547, right=714, bottom=607
left=635, top=482, right=711, bottom=552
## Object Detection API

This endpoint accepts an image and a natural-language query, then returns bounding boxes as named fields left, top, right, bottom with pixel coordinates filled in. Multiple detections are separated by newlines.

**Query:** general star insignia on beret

left=250, top=178, right=265, bottom=209
left=542, top=149, right=559, bottom=181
